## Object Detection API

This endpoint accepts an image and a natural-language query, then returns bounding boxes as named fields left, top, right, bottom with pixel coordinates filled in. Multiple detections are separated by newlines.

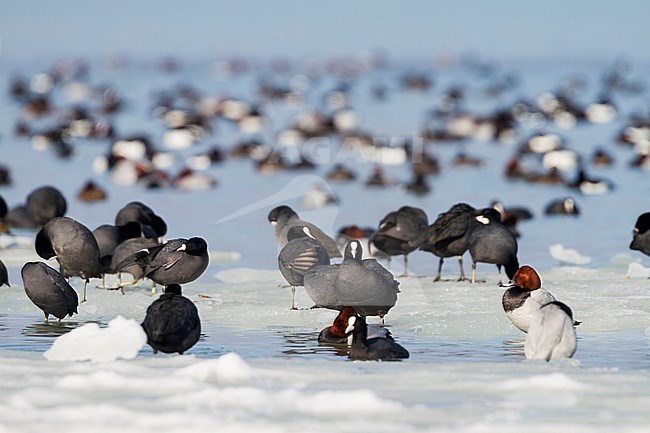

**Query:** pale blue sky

left=0, top=1, right=647, bottom=64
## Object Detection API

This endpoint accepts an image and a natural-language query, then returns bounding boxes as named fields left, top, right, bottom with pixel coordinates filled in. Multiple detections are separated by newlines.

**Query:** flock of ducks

left=0, top=186, right=649, bottom=361
left=270, top=203, right=649, bottom=362
left=1, top=187, right=208, bottom=355
left=1, top=55, right=650, bottom=361
left=2, top=55, right=648, bottom=209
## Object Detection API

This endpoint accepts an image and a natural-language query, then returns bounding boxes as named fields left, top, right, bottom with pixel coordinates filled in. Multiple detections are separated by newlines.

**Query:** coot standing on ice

left=35, top=217, right=102, bottom=302
left=22, top=262, right=78, bottom=323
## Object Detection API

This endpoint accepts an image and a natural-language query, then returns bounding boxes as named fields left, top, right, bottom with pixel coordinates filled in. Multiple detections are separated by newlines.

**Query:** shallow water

left=1, top=56, right=650, bottom=431
left=3, top=311, right=650, bottom=370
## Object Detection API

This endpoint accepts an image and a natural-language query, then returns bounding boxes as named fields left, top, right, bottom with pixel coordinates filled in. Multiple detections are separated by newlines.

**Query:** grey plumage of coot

left=93, top=221, right=142, bottom=273
left=370, top=206, right=429, bottom=276
left=268, top=205, right=342, bottom=258
left=0, top=259, right=9, bottom=287
left=468, top=208, right=519, bottom=283
left=35, top=216, right=102, bottom=302
left=630, top=212, right=650, bottom=256
left=109, top=237, right=161, bottom=288
left=114, top=237, right=209, bottom=288
left=420, top=203, right=476, bottom=281
left=6, top=186, right=68, bottom=229
left=115, top=201, right=167, bottom=239
left=141, top=284, right=201, bottom=354
left=278, top=226, right=330, bottom=309
left=335, top=240, right=399, bottom=319
left=303, top=262, right=341, bottom=311
left=22, top=261, right=78, bottom=323
left=345, top=315, right=409, bottom=361
left=4, top=205, right=37, bottom=228
left=304, top=240, right=399, bottom=320
left=25, top=186, right=67, bottom=227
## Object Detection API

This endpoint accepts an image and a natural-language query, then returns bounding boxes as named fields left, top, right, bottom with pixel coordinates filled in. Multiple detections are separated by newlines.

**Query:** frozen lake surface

left=1, top=55, right=650, bottom=431
left=1, top=265, right=650, bottom=432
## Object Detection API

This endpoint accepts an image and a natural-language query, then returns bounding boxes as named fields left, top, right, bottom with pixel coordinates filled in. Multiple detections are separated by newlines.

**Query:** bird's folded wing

left=112, top=249, right=151, bottom=273
left=289, top=247, right=320, bottom=274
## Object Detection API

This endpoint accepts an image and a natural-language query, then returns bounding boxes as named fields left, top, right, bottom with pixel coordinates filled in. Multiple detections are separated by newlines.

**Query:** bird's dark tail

left=112, top=249, right=149, bottom=273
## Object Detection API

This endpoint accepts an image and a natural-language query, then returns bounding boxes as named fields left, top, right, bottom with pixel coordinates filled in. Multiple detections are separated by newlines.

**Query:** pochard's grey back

left=524, top=301, right=577, bottom=361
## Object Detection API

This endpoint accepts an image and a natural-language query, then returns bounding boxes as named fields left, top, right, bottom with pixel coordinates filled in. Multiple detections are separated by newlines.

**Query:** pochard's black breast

left=502, top=287, right=530, bottom=312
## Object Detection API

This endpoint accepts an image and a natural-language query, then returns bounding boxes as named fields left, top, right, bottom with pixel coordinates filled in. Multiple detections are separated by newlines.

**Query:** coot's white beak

left=345, top=316, right=356, bottom=334
left=476, top=215, right=490, bottom=225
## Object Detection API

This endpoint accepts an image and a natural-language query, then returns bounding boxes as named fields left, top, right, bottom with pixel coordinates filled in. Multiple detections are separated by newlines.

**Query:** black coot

left=22, top=262, right=78, bottom=323
left=141, top=284, right=201, bottom=354
left=35, top=216, right=102, bottom=302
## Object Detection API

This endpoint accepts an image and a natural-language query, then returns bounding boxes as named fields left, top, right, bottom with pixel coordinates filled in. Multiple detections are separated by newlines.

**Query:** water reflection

left=272, top=327, right=349, bottom=357
left=0, top=314, right=104, bottom=352
left=22, top=320, right=97, bottom=337
left=402, top=336, right=522, bottom=363
left=1, top=313, right=649, bottom=369
left=502, top=336, right=526, bottom=358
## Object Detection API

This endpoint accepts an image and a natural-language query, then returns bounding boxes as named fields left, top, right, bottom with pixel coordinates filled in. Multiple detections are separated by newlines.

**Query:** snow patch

left=500, top=372, right=586, bottom=391
left=176, top=352, right=253, bottom=383
left=293, top=388, right=403, bottom=415
left=549, top=244, right=591, bottom=265
left=44, top=316, right=147, bottom=362
left=626, top=262, right=650, bottom=279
